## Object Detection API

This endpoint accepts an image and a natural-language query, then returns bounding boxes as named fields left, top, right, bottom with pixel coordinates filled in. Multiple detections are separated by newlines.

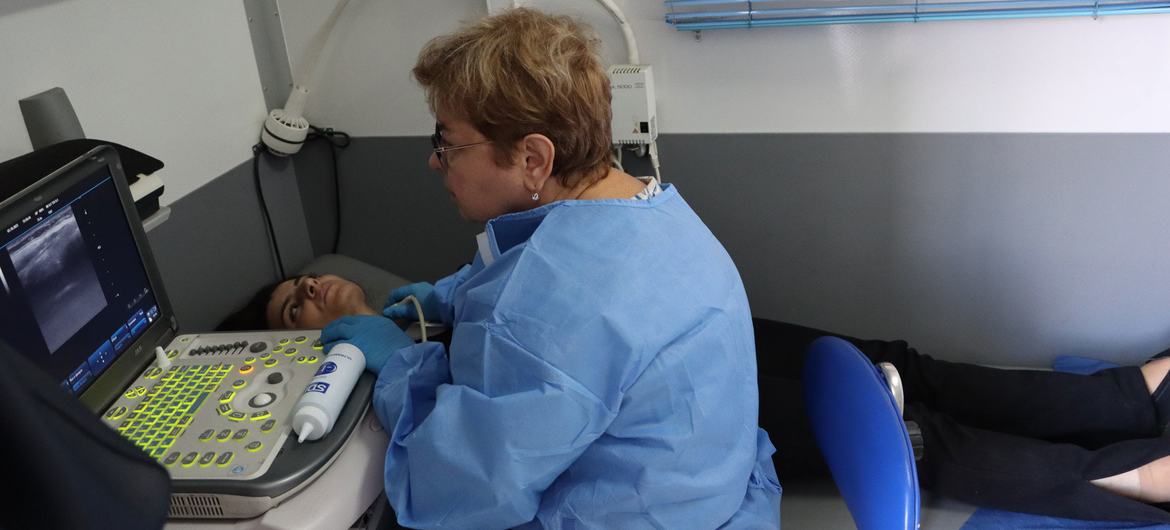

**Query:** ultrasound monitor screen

left=0, top=167, right=159, bottom=395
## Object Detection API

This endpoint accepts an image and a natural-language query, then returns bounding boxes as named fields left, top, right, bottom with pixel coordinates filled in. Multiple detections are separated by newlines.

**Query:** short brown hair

left=413, top=8, right=612, bottom=188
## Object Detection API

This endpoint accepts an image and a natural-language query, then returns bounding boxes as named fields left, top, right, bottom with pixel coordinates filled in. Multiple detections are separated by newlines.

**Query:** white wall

left=282, top=0, right=1170, bottom=134
left=0, top=0, right=268, bottom=204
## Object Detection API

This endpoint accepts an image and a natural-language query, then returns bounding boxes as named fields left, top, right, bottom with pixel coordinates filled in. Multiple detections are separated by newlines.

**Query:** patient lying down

left=220, top=272, right=1170, bottom=524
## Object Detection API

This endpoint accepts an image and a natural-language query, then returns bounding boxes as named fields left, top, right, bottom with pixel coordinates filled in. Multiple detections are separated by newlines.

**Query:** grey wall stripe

left=301, top=134, right=1170, bottom=367
left=157, top=134, right=1170, bottom=367
left=148, top=159, right=284, bottom=332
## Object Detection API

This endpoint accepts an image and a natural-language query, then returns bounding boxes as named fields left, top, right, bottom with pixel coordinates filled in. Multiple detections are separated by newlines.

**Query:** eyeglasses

left=431, top=123, right=492, bottom=170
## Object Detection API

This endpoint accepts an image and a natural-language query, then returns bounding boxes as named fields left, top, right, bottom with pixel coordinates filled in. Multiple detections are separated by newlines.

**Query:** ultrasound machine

left=0, top=145, right=377, bottom=521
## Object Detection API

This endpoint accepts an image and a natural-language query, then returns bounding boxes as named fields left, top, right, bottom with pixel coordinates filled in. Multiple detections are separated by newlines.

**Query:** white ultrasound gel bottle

left=292, top=342, right=365, bottom=442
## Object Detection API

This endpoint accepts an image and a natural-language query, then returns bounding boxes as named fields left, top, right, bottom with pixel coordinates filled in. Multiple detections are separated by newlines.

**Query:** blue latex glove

left=321, top=315, right=414, bottom=374
left=383, top=282, right=441, bottom=321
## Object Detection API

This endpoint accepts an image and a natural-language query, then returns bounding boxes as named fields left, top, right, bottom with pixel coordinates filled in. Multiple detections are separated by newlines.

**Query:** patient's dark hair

left=216, top=278, right=285, bottom=331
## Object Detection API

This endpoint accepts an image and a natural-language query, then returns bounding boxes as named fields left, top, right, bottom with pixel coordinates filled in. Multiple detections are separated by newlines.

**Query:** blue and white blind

left=664, top=0, right=1170, bottom=29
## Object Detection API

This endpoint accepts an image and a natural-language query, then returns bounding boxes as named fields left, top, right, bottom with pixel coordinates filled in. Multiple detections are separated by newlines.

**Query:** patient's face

left=265, top=274, right=372, bottom=329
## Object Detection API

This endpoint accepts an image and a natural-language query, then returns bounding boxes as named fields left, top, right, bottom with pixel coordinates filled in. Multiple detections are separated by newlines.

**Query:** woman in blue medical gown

left=318, top=8, right=780, bottom=529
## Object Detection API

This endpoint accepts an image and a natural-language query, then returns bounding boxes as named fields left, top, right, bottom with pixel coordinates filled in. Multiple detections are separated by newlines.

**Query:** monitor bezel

left=0, top=145, right=176, bottom=413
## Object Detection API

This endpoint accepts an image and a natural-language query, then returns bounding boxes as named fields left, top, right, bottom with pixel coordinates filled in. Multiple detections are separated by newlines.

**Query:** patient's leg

left=911, top=403, right=1170, bottom=523
left=1087, top=359, right=1170, bottom=502
left=1092, top=454, right=1170, bottom=504
left=752, top=318, right=1164, bottom=446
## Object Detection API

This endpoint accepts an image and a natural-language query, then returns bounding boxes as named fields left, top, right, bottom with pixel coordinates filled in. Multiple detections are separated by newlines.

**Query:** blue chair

left=803, top=336, right=922, bottom=530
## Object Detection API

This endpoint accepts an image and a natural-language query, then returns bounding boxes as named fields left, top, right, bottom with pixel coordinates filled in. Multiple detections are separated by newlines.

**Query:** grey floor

left=781, top=476, right=977, bottom=530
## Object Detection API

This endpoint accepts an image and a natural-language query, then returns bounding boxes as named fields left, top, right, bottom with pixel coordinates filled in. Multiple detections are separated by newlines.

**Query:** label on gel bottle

left=291, top=343, right=365, bottom=442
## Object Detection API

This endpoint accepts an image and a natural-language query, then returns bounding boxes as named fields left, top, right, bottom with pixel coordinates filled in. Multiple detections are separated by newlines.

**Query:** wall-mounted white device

left=609, top=65, right=657, bottom=146
left=260, top=0, right=351, bottom=156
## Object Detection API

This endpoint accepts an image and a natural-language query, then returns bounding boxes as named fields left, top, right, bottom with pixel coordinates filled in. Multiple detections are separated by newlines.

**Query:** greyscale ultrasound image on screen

left=8, top=206, right=108, bottom=353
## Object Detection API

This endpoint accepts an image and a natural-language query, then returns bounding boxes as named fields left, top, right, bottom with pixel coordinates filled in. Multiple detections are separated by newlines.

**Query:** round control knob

left=250, top=392, right=276, bottom=408
left=249, top=342, right=267, bottom=353
left=266, top=372, right=284, bottom=385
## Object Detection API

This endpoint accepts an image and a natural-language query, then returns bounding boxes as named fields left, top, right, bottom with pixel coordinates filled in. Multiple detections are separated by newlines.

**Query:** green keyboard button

left=216, top=452, right=235, bottom=467
left=217, top=404, right=232, bottom=416
left=245, top=441, right=263, bottom=452
left=164, top=452, right=181, bottom=466
left=124, top=386, right=146, bottom=399
left=232, top=379, right=247, bottom=390
left=199, top=452, right=216, bottom=467
left=180, top=452, right=199, bottom=467
left=278, top=338, right=290, bottom=345
left=260, top=419, right=277, bottom=432
left=249, top=411, right=270, bottom=421
left=228, top=412, right=248, bottom=422
left=167, top=349, right=180, bottom=359
left=105, top=406, right=128, bottom=420
left=216, top=429, right=232, bottom=442
left=219, top=390, right=235, bottom=403
left=263, top=358, right=278, bottom=368
left=294, top=336, right=307, bottom=344
left=233, top=428, right=249, bottom=441
left=285, top=347, right=298, bottom=355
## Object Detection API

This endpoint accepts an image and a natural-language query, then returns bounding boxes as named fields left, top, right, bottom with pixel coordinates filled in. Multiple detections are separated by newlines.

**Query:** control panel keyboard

left=101, top=331, right=326, bottom=481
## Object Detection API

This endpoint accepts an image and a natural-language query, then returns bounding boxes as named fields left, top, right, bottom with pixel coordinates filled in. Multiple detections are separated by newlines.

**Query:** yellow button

left=243, top=356, right=256, bottom=365
left=250, top=411, right=271, bottom=421
left=294, top=336, right=307, bottom=344
left=216, top=452, right=235, bottom=467
left=181, top=452, right=199, bottom=467
left=306, top=356, right=320, bottom=364
left=232, top=379, right=247, bottom=389
left=278, top=338, right=290, bottom=345
left=264, top=358, right=278, bottom=368
left=124, top=386, right=146, bottom=399
left=239, top=365, right=254, bottom=375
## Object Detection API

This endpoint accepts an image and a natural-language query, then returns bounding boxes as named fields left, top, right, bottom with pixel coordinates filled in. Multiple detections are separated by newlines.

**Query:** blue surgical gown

left=371, top=184, right=781, bottom=529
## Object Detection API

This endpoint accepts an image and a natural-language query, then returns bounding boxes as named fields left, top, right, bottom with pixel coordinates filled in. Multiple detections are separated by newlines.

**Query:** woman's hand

left=321, top=315, right=414, bottom=374
left=383, top=282, right=441, bottom=322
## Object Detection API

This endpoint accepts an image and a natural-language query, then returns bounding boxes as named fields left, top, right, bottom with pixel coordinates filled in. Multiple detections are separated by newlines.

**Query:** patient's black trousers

left=754, top=318, right=1170, bottom=523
